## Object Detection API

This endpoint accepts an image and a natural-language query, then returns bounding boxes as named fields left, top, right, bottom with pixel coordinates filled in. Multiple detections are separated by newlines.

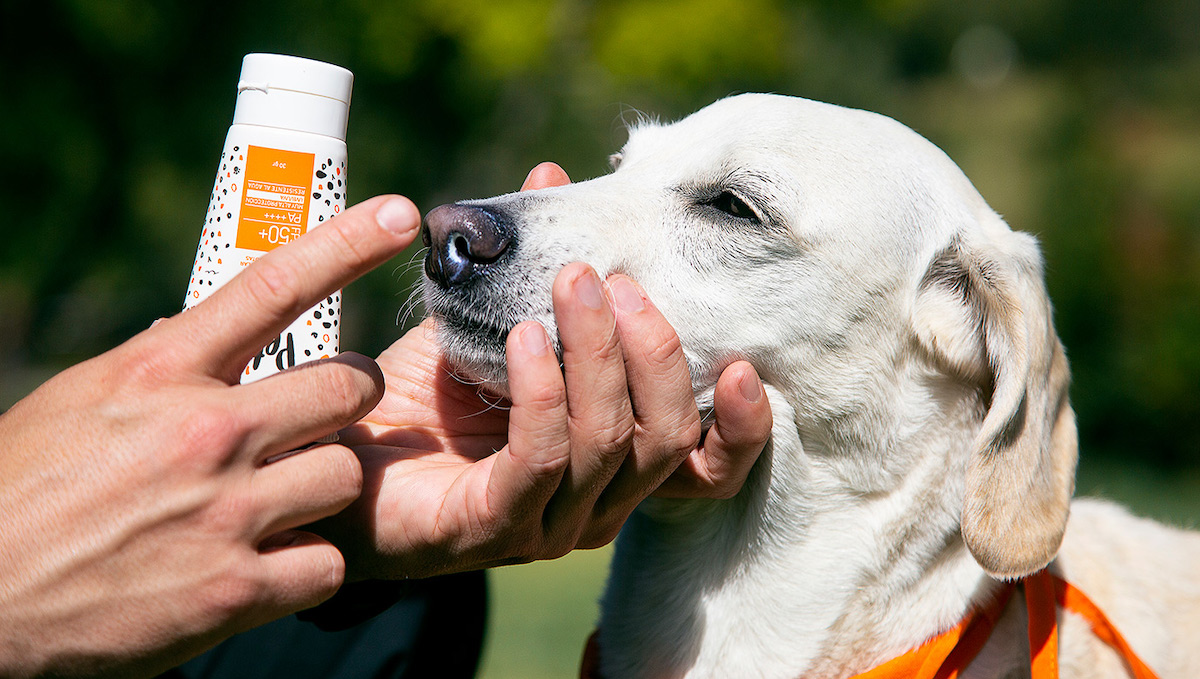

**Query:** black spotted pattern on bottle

left=185, top=145, right=247, bottom=305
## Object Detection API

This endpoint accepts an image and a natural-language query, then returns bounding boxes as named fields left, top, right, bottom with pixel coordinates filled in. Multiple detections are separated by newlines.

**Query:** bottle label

left=185, top=135, right=347, bottom=384
left=236, top=146, right=315, bottom=252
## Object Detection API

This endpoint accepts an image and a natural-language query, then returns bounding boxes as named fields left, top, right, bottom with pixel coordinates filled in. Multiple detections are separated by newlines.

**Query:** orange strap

left=848, top=582, right=1013, bottom=679
left=849, top=571, right=1160, bottom=679
left=1042, top=572, right=1161, bottom=679
left=580, top=572, right=1161, bottom=679
left=1025, top=568, right=1061, bottom=678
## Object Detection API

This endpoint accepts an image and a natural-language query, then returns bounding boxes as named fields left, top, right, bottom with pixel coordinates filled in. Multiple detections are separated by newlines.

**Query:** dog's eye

left=707, top=191, right=760, bottom=223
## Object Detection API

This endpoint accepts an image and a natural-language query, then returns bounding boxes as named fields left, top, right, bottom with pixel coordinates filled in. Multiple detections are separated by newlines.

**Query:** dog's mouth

left=423, top=289, right=556, bottom=395
left=437, top=304, right=511, bottom=349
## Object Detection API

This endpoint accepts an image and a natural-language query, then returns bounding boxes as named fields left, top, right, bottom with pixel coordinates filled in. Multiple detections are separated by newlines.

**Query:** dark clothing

left=158, top=571, right=487, bottom=679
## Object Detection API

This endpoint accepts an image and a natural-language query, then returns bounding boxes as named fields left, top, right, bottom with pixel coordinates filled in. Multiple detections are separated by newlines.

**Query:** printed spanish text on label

left=236, top=146, right=316, bottom=252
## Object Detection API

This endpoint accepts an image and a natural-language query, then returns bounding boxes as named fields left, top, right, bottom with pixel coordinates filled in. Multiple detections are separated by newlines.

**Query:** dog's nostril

left=452, top=233, right=471, bottom=260
left=423, top=203, right=513, bottom=288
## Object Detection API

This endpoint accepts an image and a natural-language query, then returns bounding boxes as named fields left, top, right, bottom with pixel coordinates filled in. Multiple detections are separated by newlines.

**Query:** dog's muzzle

left=422, top=203, right=512, bottom=288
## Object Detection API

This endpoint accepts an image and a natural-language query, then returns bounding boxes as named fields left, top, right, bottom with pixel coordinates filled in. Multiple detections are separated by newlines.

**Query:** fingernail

left=739, top=371, right=763, bottom=403
left=520, top=323, right=550, bottom=357
left=150, top=317, right=165, bottom=329
left=520, top=166, right=539, bottom=191
left=608, top=277, right=645, bottom=314
left=376, top=197, right=419, bottom=235
left=574, top=269, right=605, bottom=310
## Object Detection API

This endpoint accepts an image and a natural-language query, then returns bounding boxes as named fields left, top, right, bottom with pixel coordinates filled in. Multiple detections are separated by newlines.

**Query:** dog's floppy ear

left=913, top=213, right=1077, bottom=579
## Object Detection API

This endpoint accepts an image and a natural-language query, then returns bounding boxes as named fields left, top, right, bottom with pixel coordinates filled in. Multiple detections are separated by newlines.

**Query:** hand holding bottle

left=0, top=196, right=420, bottom=678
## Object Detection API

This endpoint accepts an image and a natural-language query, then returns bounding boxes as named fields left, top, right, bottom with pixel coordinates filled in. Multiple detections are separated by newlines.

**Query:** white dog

left=420, top=94, right=1200, bottom=678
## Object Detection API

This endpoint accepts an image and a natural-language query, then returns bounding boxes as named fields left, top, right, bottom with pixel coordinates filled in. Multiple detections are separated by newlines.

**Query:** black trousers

left=159, top=571, right=487, bottom=679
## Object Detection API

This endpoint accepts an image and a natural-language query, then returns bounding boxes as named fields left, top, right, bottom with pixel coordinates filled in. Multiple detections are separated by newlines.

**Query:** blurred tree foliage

left=1, top=0, right=1198, bottom=467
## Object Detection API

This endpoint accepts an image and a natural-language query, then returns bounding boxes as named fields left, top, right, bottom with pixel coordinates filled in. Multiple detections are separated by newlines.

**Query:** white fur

left=423, top=94, right=1200, bottom=678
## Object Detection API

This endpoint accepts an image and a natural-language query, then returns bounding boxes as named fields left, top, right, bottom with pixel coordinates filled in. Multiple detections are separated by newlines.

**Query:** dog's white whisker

left=390, top=247, right=428, bottom=278
left=457, top=389, right=511, bottom=420
left=392, top=249, right=431, bottom=328
left=439, top=364, right=491, bottom=389
left=604, top=308, right=620, bottom=355
left=395, top=280, right=426, bottom=328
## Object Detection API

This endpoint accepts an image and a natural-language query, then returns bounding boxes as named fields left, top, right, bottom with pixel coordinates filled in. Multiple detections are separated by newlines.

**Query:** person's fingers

left=253, top=532, right=347, bottom=620
left=542, top=264, right=635, bottom=535
left=234, top=352, right=385, bottom=458
left=168, top=195, right=421, bottom=381
left=484, top=322, right=571, bottom=547
left=250, top=443, right=363, bottom=538
left=581, top=276, right=702, bottom=540
left=654, top=361, right=772, bottom=499
left=520, top=162, right=571, bottom=191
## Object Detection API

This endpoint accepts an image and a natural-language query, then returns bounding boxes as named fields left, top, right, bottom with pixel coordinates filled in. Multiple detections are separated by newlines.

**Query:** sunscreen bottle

left=185, top=53, right=353, bottom=383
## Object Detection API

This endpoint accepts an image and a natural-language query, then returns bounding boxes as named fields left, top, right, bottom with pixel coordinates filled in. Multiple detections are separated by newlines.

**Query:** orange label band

left=236, top=145, right=315, bottom=252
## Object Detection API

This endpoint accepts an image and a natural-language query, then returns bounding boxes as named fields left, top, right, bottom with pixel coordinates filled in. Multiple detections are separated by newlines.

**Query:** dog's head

left=420, top=93, right=1077, bottom=579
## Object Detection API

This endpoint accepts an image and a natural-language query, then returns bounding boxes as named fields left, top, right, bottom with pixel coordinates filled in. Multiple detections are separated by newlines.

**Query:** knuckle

left=538, top=530, right=578, bottom=561
left=543, top=541, right=575, bottom=561
left=702, top=456, right=751, bottom=500
left=587, top=416, right=636, bottom=461
left=320, top=364, right=372, bottom=417
left=641, top=331, right=686, bottom=370
left=112, top=337, right=178, bottom=389
left=206, top=486, right=257, bottom=535
left=733, top=405, right=774, bottom=451
left=750, top=422, right=773, bottom=449
left=173, top=404, right=242, bottom=468
left=325, top=446, right=364, bottom=504
left=579, top=512, right=624, bottom=549
left=668, top=414, right=704, bottom=459
left=200, top=558, right=262, bottom=623
left=517, top=448, right=570, bottom=483
left=569, top=329, right=621, bottom=366
left=242, top=259, right=301, bottom=318
left=594, top=334, right=623, bottom=364
left=584, top=525, right=623, bottom=549
left=520, top=379, right=568, bottom=415
left=325, top=218, right=374, bottom=272
left=313, top=546, right=346, bottom=602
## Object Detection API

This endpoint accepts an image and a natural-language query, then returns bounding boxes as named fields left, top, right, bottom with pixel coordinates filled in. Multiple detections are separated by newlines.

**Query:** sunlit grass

left=479, top=545, right=612, bottom=679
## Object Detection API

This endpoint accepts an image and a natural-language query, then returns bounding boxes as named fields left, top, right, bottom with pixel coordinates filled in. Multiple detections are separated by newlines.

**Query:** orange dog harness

left=580, top=570, right=1160, bottom=679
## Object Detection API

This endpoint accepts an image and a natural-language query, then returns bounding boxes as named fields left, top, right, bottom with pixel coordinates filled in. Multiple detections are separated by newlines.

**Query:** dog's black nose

left=422, top=204, right=512, bottom=288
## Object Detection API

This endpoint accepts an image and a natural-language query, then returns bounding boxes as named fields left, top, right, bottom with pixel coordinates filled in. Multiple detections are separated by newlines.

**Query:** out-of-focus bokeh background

left=2, top=1, right=1198, bottom=676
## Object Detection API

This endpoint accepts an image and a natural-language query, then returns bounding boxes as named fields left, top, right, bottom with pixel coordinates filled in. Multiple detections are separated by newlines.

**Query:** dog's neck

left=598, top=383, right=999, bottom=679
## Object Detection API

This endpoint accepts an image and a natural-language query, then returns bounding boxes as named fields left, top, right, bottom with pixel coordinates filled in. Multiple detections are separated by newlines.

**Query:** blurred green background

left=2, top=0, right=1198, bottom=677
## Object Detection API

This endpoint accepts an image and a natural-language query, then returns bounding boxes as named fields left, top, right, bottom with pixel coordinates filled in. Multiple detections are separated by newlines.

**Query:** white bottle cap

left=232, top=53, right=354, bottom=141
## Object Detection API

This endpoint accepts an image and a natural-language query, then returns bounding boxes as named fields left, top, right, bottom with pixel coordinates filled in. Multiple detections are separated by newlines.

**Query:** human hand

left=321, top=164, right=773, bottom=580
left=0, top=195, right=420, bottom=678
